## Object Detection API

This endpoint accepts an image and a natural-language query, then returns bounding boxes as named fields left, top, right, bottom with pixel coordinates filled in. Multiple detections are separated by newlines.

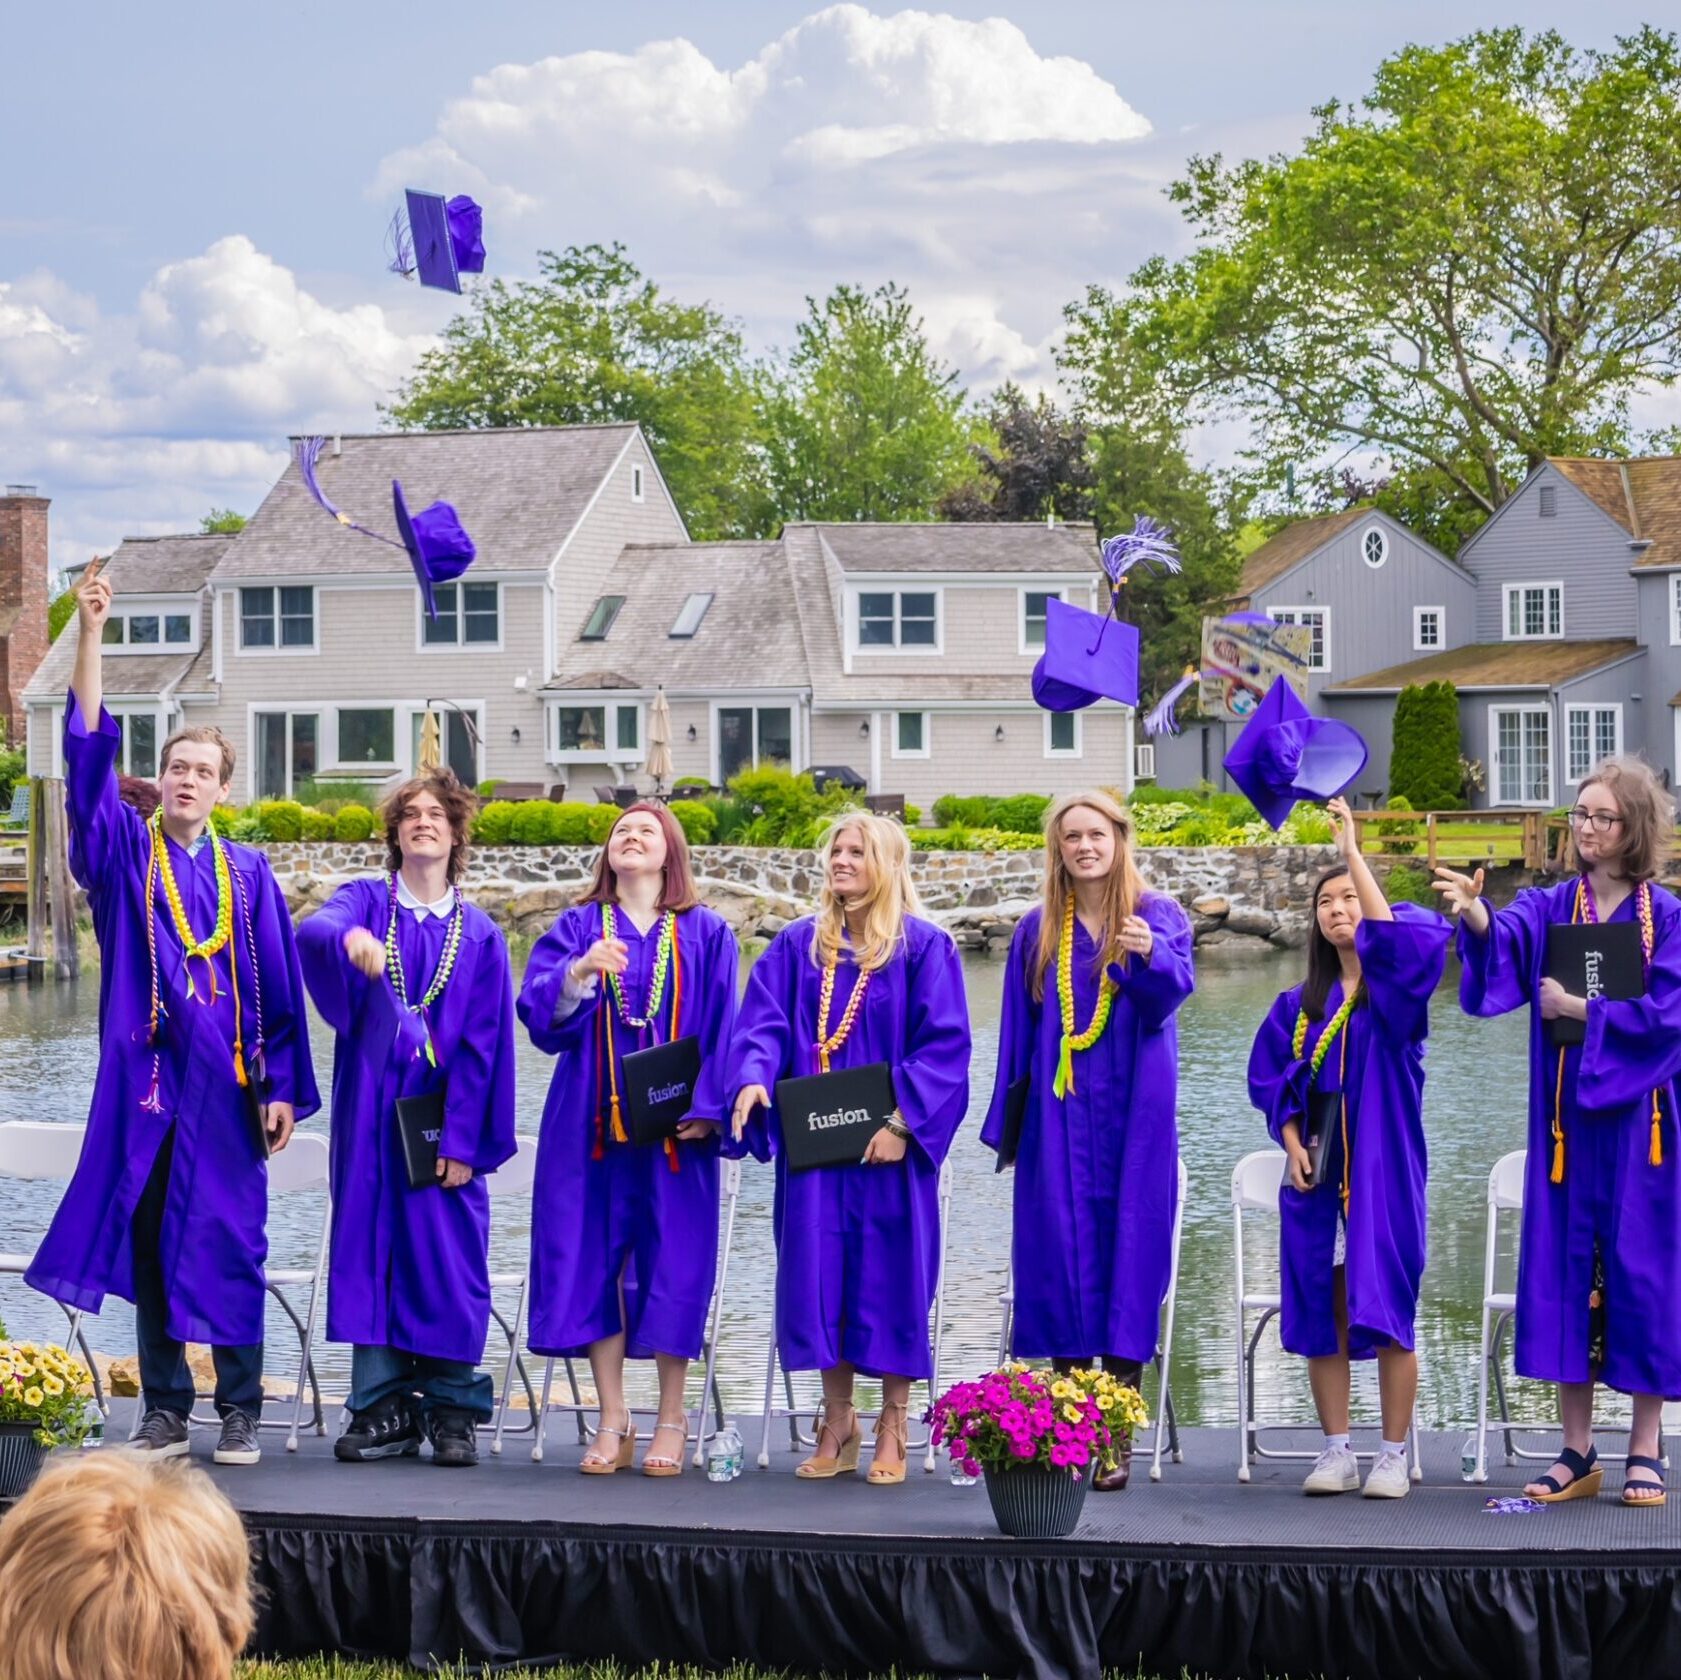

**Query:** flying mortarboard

left=1222, top=676, right=1370, bottom=830
left=387, top=190, right=487, bottom=294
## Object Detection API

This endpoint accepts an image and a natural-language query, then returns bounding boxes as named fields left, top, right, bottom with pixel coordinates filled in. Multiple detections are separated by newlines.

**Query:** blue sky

left=0, top=3, right=1668, bottom=569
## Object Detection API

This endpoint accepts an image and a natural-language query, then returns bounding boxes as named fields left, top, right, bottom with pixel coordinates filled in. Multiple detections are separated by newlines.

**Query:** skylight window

left=580, top=595, right=625, bottom=641
left=669, top=592, right=714, bottom=639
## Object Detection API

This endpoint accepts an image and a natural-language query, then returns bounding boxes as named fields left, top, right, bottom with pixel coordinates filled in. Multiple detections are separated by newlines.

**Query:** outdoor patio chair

left=756, top=1157, right=953, bottom=1474
left=0, top=1120, right=106, bottom=1411
left=1231, top=1148, right=1422, bottom=1483
left=486, top=1133, right=541, bottom=1454
left=995, top=1154, right=1187, bottom=1480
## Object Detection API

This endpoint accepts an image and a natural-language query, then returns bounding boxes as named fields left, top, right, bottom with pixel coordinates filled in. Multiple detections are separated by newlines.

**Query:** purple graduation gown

left=726, top=915, right=971, bottom=1380
left=980, top=897, right=1194, bottom=1363
left=1248, top=906, right=1449, bottom=1359
left=1458, top=878, right=1681, bottom=1396
left=517, top=903, right=739, bottom=1360
left=25, top=697, right=319, bottom=1345
left=297, top=879, right=517, bottom=1365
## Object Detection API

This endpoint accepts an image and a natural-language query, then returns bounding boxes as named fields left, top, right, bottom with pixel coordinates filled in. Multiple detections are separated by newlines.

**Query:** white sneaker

left=1302, top=1444, right=1360, bottom=1495
left=1363, top=1449, right=1411, bottom=1499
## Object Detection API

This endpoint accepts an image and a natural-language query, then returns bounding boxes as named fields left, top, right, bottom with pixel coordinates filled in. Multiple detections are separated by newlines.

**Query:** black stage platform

left=123, top=1411, right=1681, bottom=1679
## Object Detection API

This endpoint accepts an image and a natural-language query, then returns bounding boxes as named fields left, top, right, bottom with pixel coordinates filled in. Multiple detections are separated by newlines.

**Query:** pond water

left=0, top=945, right=1559, bottom=1433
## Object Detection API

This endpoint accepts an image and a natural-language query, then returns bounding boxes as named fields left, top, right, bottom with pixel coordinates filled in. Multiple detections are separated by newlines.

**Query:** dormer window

left=1361, top=527, right=1388, bottom=569
left=101, top=608, right=195, bottom=650
left=855, top=589, right=938, bottom=649
left=670, top=592, right=713, bottom=638
left=580, top=595, right=625, bottom=641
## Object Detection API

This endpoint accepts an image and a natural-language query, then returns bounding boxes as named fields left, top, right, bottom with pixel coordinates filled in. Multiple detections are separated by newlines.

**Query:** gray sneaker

left=213, top=1409, right=262, bottom=1466
left=127, top=1408, right=191, bottom=1459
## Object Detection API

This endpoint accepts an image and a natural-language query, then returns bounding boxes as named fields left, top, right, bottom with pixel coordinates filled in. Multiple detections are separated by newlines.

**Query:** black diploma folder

left=996, top=1075, right=1030, bottom=1173
left=775, top=1062, right=896, bottom=1172
left=241, top=1080, right=272, bottom=1161
left=621, top=1035, right=704, bottom=1146
left=395, top=1088, right=446, bottom=1190
left=1545, top=920, right=1644, bottom=1047
left=1299, top=1087, right=1340, bottom=1190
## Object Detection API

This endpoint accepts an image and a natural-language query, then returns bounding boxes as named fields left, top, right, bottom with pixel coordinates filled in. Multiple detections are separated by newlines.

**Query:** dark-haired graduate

left=517, top=803, right=739, bottom=1477
left=1437, top=757, right=1681, bottom=1508
left=981, top=789, right=1194, bottom=1492
left=1248, top=797, right=1449, bottom=1500
left=297, top=771, right=517, bottom=1468
left=727, top=810, right=971, bottom=1486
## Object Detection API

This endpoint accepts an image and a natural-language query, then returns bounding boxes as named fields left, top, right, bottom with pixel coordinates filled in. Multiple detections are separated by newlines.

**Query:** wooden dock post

left=25, top=775, right=47, bottom=982
left=43, top=779, right=79, bottom=980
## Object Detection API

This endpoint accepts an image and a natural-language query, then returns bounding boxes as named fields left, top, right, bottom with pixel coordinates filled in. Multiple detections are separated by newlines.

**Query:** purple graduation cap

left=1032, top=596, right=1140, bottom=711
left=1222, top=675, right=1369, bottom=829
left=389, top=190, right=487, bottom=293
left=393, top=480, right=477, bottom=620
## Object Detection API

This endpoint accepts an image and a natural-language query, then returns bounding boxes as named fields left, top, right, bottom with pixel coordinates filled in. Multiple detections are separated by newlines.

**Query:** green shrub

left=538, top=802, right=618, bottom=845
left=1288, top=804, right=1334, bottom=845
left=334, top=804, right=375, bottom=843
left=222, top=809, right=263, bottom=842
left=1127, top=783, right=1193, bottom=807
left=990, top=793, right=1052, bottom=835
left=933, top=795, right=995, bottom=827
left=1376, top=794, right=1420, bottom=856
left=726, top=765, right=823, bottom=843
left=904, top=804, right=923, bottom=827
left=910, top=826, right=1043, bottom=853
left=510, top=802, right=560, bottom=845
left=256, top=800, right=304, bottom=842
left=1384, top=863, right=1438, bottom=907
left=706, top=795, right=752, bottom=845
left=473, top=800, right=518, bottom=845
left=672, top=777, right=711, bottom=795
left=669, top=799, right=717, bottom=846
left=300, top=807, right=336, bottom=841
left=294, top=778, right=378, bottom=813
left=1390, top=680, right=1462, bottom=810
left=476, top=778, right=503, bottom=799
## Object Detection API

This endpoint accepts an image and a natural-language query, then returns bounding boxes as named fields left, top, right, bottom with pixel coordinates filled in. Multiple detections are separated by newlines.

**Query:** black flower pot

left=0, top=1423, right=48, bottom=1501
left=984, top=1461, right=1090, bottom=1539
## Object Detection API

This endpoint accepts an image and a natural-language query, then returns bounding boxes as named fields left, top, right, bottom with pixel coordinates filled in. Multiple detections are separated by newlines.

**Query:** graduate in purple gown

left=728, top=811, right=971, bottom=1486
left=517, top=803, right=738, bottom=1477
left=297, top=772, right=516, bottom=1468
left=26, top=561, right=318, bottom=1467
left=1438, top=757, right=1681, bottom=1507
left=1248, top=798, right=1449, bottom=1500
left=981, top=789, right=1194, bottom=1492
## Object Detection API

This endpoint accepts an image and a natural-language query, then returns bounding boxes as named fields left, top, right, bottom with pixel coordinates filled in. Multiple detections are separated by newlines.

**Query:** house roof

left=213, top=424, right=645, bottom=581
left=1234, top=508, right=1369, bottom=598
left=803, top=520, right=1099, bottom=575
left=1548, top=456, right=1681, bottom=570
left=1325, top=638, right=1641, bottom=694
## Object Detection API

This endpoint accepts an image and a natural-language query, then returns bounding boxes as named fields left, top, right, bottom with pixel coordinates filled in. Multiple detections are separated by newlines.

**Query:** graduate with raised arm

left=1248, top=797, right=1449, bottom=1500
left=297, top=771, right=516, bottom=1468
left=728, top=810, right=971, bottom=1486
left=1437, top=757, right=1681, bottom=1508
left=981, top=789, right=1193, bottom=1492
left=26, top=561, right=318, bottom=1466
left=517, top=803, right=739, bottom=1477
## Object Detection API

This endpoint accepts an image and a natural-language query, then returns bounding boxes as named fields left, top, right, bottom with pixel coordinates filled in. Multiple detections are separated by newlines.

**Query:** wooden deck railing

left=1347, top=808, right=1549, bottom=871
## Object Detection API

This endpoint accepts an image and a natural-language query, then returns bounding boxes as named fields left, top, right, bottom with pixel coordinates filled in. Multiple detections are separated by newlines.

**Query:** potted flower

left=0, top=1338, right=96, bottom=1498
left=928, top=1363, right=1149, bottom=1539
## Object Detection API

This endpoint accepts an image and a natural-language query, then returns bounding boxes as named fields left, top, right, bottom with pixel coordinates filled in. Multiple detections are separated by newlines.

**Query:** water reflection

left=0, top=945, right=1560, bottom=1431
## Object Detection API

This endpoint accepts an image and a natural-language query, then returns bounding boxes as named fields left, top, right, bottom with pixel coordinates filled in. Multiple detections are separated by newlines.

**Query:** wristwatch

left=884, top=1110, right=912, bottom=1141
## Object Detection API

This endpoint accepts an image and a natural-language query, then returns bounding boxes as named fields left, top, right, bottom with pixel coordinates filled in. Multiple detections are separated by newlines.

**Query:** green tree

left=1389, top=681, right=1463, bottom=807
left=200, top=508, right=247, bottom=534
left=1128, top=27, right=1681, bottom=550
left=763, top=282, right=970, bottom=523
left=937, top=384, right=1094, bottom=522
left=48, top=587, right=77, bottom=643
left=389, top=243, right=774, bottom=540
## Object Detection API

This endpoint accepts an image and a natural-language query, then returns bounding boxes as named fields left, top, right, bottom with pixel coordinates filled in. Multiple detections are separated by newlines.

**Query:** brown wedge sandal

left=867, top=1400, right=909, bottom=1486
left=642, top=1418, right=688, bottom=1478
left=796, top=1400, right=861, bottom=1479
left=580, top=1413, right=636, bottom=1475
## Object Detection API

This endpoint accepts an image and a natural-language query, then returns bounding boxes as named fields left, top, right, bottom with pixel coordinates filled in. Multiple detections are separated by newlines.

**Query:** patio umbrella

left=646, top=688, right=674, bottom=792
left=418, top=708, right=443, bottom=772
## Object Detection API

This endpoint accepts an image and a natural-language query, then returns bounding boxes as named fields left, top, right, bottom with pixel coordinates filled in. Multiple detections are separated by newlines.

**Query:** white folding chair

left=1232, top=1148, right=1421, bottom=1483
left=0, top=1120, right=106, bottom=1411
left=757, top=1157, right=953, bottom=1474
left=530, top=1153, right=740, bottom=1464
left=486, top=1134, right=541, bottom=1455
left=994, top=1155, right=1187, bottom=1480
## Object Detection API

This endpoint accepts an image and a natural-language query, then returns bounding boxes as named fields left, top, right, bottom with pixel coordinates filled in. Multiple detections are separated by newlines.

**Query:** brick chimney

left=0, top=485, right=50, bottom=750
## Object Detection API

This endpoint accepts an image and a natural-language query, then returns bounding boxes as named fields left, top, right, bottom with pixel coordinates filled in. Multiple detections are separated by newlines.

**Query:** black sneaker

left=334, top=1396, right=422, bottom=1464
left=212, top=1408, right=262, bottom=1466
left=426, top=1407, right=480, bottom=1468
left=126, top=1408, right=191, bottom=1459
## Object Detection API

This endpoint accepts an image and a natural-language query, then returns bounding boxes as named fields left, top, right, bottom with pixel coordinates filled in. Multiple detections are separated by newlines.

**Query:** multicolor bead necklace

left=384, top=874, right=465, bottom=1066
left=1052, top=897, right=1118, bottom=1100
left=1293, top=988, right=1361, bottom=1212
left=602, top=903, right=675, bottom=1028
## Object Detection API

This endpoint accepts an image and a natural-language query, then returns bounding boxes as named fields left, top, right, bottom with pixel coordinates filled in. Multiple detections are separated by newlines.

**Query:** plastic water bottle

left=82, top=1408, right=105, bottom=1451
left=1460, top=1433, right=1479, bottom=1482
left=949, top=1443, right=979, bottom=1486
left=706, top=1422, right=744, bottom=1482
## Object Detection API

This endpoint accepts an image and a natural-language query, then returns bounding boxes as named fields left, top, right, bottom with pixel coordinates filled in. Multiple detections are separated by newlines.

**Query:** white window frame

left=249, top=709, right=323, bottom=800
left=100, top=597, right=199, bottom=657
left=847, top=587, right=944, bottom=655
left=1413, top=605, right=1445, bottom=652
left=891, top=711, right=931, bottom=760
left=109, top=704, right=168, bottom=778
left=237, top=584, right=317, bottom=655
left=546, top=699, right=645, bottom=764
left=405, top=704, right=484, bottom=785
left=1270, top=606, right=1330, bottom=673
left=1017, top=587, right=1064, bottom=656
left=1043, top=709, right=1083, bottom=759
left=1502, top=581, right=1564, bottom=642
left=1669, top=575, right=1681, bottom=647
left=333, top=705, right=400, bottom=770
left=1361, top=525, right=1389, bottom=569
left=1488, top=703, right=1554, bottom=807
left=1564, top=702, right=1623, bottom=784
left=708, top=700, right=803, bottom=783
left=417, top=580, right=502, bottom=653
left=631, top=462, right=646, bottom=503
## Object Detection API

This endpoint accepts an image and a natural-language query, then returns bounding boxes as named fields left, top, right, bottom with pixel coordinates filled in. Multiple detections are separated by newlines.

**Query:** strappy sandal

left=1623, top=1454, right=1668, bottom=1507
left=1528, top=1445, right=1602, bottom=1503
left=580, top=1413, right=636, bottom=1475
left=867, top=1400, right=909, bottom=1486
left=795, top=1401, right=860, bottom=1479
left=642, top=1417, right=688, bottom=1479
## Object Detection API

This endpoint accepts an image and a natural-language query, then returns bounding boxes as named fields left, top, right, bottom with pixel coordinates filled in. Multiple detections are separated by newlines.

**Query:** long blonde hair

left=812, top=808, right=923, bottom=973
left=1032, top=788, right=1147, bottom=1002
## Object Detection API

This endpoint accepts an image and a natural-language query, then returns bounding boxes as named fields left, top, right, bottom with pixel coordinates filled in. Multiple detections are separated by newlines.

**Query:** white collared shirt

left=396, top=874, right=457, bottom=921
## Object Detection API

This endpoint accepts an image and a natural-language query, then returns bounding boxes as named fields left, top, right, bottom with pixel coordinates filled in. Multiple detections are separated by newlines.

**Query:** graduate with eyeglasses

left=1437, top=758, right=1681, bottom=1508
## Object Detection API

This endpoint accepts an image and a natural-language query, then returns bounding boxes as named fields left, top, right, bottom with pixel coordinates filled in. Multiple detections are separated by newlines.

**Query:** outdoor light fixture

left=687, top=724, right=697, bottom=742
left=995, top=725, right=1006, bottom=742
left=859, top=720, right=870, bottom=737
left=511, top=727, right=521, bottom=746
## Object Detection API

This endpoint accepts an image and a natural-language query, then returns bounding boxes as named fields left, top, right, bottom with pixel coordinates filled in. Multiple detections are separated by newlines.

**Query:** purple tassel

left=294, top=438, right=404, bottom=549
left=1144, top=670, right=1200, bottom=737
left=385, top=208, right=416, bottom=279
left=1100, top=515, right=1181, bottom=586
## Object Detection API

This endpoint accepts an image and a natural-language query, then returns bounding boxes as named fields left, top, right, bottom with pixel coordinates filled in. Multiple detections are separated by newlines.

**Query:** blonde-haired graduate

left=727, top=810, right=971, bottom=1485
left=981, top=790, right=1194, bottom=1491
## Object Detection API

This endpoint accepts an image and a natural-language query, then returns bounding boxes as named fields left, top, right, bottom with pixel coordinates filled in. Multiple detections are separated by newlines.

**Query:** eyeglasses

left=1569, top=808, right=1624, bottom=832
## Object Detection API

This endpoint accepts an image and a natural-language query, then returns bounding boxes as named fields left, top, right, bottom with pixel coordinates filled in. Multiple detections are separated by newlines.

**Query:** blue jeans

left=348, top=1344, right=493, bottom=1423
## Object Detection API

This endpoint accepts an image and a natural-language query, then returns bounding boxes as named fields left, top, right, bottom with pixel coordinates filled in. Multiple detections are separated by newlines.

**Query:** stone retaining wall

left=261, top=841, right=1346, bottom=951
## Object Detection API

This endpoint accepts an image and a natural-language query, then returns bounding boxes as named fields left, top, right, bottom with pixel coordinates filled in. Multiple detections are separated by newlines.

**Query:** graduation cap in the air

left=1222, top=675, right=1369, bottom=829
left=388, top=190, right=486, bottom=294
left=293, top=437, right=477, bottom=621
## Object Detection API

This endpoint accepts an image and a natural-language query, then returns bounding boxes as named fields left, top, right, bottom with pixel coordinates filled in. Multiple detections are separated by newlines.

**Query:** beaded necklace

left=1551, top=877, right=1661, bottom=1181
left=1052, top=897, right=1118, bottom=1100
left=602, top=903, right=676, bottom=1028
left=593, top=903, right=685, bottom=1171
left=384, top=875, right=465, bottom=1066
left=816, top=944, right=871, bottom=1074
left=1293, top=987, right=1361, bottom=1213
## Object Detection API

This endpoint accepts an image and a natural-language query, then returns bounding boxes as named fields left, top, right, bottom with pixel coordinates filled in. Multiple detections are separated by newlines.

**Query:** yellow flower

left=22, top=1388, right=43, bottom=1409
left=13, top=1365, right=35, bottom=1381
left=1050, top=1379, right=1075, bottom=1401
left=1062, top=1402, right=1084, bottom=1423
left=42, top=1375, right=64, bottom=1397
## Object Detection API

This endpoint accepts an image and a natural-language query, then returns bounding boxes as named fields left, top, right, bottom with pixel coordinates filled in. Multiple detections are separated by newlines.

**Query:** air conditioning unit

left=1133, top=743, right=1157, bottom=782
